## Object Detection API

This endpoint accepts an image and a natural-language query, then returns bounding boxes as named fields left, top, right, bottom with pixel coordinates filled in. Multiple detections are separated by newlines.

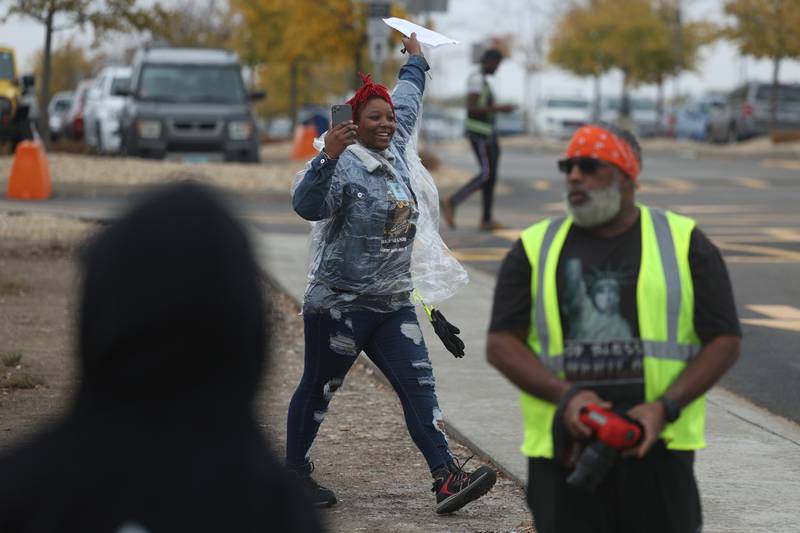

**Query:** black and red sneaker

left=432, top=456, right=497, bottom=514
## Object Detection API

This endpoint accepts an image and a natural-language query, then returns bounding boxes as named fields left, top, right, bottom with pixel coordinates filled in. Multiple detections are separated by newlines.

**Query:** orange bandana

left=564, top=125, right=641, bottom=180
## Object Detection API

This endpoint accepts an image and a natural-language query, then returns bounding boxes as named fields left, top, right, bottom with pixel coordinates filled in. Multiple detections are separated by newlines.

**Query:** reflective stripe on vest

left=464, top=118, right=494, bottom=136
left=518, top=205, right=704, bottom=458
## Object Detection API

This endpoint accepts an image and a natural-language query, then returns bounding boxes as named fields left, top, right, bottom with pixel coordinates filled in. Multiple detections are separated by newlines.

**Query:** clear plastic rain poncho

left=291, top=83, right=468, bottom=314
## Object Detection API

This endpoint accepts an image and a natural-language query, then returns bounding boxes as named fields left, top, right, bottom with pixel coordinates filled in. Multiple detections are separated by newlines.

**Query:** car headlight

left=136, top=119, right=161, bottom=139
left=228, top=120, right=253, bottom=140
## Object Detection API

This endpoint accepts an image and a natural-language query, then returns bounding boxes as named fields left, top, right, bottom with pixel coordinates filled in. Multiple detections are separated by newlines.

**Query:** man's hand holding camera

left=563, top=389, right=611, bottom=439
left=623, top=401, right=667, bottom=458
left=563, top=389, right=667, bottom=459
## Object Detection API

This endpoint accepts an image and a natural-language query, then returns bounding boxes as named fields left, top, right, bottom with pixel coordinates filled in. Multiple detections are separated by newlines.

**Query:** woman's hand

left=402, top=32, right=423, bottom=57
left=324, top=120, right=358, bottom=159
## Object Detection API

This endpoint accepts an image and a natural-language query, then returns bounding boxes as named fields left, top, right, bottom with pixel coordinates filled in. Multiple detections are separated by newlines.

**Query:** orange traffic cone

left=6, top=141, right=52, bottom=200
left=291, top=124, right=320, bottom=160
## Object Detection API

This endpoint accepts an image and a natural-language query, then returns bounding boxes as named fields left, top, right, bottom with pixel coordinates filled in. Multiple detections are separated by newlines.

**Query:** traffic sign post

left=365, top=0, right=392, bottom=84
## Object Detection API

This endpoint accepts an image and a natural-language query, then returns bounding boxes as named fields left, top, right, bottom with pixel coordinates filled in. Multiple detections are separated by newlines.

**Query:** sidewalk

left=255, top=230, right=800, bottom=533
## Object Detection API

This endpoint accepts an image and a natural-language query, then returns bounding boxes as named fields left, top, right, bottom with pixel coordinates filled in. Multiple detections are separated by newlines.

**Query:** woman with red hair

left=289, top=33, right=496, bottom=515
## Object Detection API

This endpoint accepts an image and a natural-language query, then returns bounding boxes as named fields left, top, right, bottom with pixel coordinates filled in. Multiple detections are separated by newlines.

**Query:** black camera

left=566, top=440, right=619, bottom=492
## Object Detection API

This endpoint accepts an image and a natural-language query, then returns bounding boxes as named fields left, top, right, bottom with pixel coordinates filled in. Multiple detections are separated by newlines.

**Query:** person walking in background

left=441, top=48, right=516, bottom=231
left=0, top=182, right=323, bottom=533
left=486, top=123, right=741, bottom=532
left=289, top=33, right=496, bottom=515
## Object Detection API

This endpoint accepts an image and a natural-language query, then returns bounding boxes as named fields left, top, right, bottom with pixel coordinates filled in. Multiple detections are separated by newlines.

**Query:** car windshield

left=0, top=52, right=14, bottom=80
left=631, top=99, right=656, bottom=111
left=606, top=98, right=655, bottom=111
left=111, top=76, right=130, bottom=95
left=138, top=64, right=246, bottom=104
left=546, top=99, right=589, bottom=109
left=53, top=99, right=71, bottom=112
left=756, top=85, right=800, bottom=103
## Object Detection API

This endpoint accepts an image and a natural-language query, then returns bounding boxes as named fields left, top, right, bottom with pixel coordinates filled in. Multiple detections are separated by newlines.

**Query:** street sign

left=369, top=37, right=389, bottom=64
left=367, top=2, right=392, bottom=18
left=367, top=17, right=391, bottom=39
left=402, top=0, right=448, bottom=14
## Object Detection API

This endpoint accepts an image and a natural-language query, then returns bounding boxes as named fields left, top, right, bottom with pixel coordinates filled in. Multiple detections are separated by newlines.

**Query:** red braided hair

left=345, top=72, right=395, bottom=123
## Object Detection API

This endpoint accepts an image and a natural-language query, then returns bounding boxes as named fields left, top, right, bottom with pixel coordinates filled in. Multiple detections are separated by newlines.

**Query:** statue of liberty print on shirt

left=561, top=257, right=644, bottom=401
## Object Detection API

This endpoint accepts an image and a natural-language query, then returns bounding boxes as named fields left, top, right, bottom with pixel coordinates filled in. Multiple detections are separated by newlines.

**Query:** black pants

left=527, top=443, right=702, bottom=533
left=450, top=133, right=500, bottom=223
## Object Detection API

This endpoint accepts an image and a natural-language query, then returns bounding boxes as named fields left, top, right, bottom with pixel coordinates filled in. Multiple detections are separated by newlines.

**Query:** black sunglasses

left=557, top=157, right=609, bottom=175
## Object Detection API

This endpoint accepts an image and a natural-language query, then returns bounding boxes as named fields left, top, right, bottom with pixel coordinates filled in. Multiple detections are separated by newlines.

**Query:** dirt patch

left=0, top=216, right=533, bottom=532
left=0, top=247, right=78, bottom=445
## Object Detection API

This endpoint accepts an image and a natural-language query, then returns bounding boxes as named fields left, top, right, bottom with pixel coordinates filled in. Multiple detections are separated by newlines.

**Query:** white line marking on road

left=741, top=305, right=800, bottom=332
left=734, top=177, right=769, bottom=189
left=713, top=240, right=800, bottom=261
left=672, top=204, right=764, bottom=214
left=761, top=159, right=800, bottom=170
left=451, top=248, right=511, bottom=261
left=659, top=178, right=695, bottom=191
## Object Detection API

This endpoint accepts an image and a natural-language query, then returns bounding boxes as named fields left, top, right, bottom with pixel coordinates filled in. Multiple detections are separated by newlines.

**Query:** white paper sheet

left=382, top=17, right=460, bottom=48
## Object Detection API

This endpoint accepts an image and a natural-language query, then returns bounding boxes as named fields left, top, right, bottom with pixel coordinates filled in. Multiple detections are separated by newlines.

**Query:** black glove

left=429, top=307, right=465, bottom=358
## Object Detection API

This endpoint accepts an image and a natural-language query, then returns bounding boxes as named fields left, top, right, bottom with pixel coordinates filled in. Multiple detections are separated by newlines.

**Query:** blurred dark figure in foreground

left=0, top=182, right=324, bottom=533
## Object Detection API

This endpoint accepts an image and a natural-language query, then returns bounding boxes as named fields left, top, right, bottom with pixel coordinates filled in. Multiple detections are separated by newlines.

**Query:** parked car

left=83, top=66, right=131, bottom=153
left=119, top=46, right=264, bottom=163
left=495, top=108, right=526, bottom=136
left=600, top=96, right=658, bottom=137
left=64, top=79, right=94, bottom=140
left=707, top=82, right=800, bottom=143
left=420, top=106, right=464, bottom=140
left=265, top=116, right=291, bottom=140
left=0, top=45, right=35, bottom=151
left=673, top=94, right=727, bottom=141
left=47, top=91, right=73, bottom=140
left=533, top=96, right=590, bottom=139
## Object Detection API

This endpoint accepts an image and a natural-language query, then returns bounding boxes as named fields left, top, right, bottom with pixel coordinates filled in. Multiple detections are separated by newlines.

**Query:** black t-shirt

left=489, top=216, right=741, bottom=407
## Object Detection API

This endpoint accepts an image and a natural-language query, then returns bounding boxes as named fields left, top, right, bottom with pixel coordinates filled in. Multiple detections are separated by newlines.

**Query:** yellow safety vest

left=518, top=205, right=704, bottom=458
left=465, top=77, right=494, bottom=136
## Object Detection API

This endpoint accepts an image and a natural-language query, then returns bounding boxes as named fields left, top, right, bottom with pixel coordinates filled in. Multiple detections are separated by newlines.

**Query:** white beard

left=566, top=183, right=622, bottom=228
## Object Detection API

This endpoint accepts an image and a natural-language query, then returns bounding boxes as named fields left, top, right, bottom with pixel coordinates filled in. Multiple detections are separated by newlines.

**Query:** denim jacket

left=292, top=54, right=429, bottom=303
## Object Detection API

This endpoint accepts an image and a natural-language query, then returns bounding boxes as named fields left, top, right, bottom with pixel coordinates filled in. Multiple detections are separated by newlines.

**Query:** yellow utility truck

left=0, top=45, right=35, bottom=151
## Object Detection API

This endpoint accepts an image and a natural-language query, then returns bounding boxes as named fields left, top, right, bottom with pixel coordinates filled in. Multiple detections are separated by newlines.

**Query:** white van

left=534, top=97, right=591, bottom=139
left=600, top=96, right=659, bottom=137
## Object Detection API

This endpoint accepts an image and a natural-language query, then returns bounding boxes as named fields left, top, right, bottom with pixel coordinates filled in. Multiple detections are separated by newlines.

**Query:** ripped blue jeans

left=286, top=306, right=453, bottom=473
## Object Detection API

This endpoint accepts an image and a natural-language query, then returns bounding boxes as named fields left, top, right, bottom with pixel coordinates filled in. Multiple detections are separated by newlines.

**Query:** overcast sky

left=2, top=0, right=799, bottom=108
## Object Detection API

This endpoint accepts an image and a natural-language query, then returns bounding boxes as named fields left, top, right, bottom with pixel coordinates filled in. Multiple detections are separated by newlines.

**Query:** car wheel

left=119, top=130, right=131, bottom=157
left=96, top=123, right=104, bottom=153
left=726, top=124, right=738, bottom=144
left=246, top=148, right=260, bottom=163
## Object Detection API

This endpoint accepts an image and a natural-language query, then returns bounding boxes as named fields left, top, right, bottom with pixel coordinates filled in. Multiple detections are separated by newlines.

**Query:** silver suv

left=119, top=47, right=264, bottom=163
left=707, top=82, right=800, bottom=143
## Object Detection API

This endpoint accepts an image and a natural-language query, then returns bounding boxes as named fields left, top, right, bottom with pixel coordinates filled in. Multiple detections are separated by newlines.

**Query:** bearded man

left=485, top=123, right=741, bottom=533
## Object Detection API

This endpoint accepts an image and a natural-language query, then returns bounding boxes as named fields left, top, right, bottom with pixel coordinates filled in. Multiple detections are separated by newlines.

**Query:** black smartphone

left=331, top=104, right=352, bottom=127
